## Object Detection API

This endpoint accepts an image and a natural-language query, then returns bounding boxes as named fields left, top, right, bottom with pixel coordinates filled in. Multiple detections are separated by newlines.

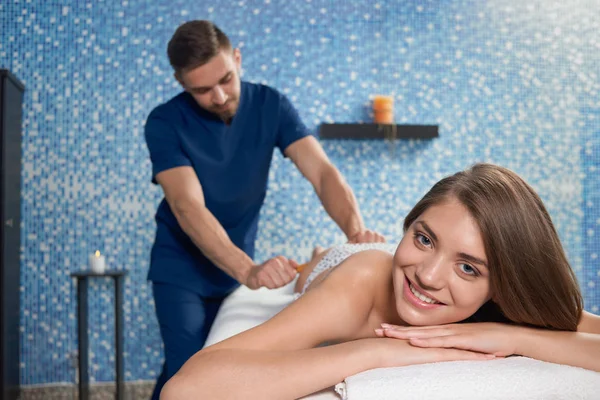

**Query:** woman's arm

left=516, top=330, right=600, bottom=371
left=578, top=310, right=600, bottom=334
left=515, top=311, right=600, bottom=371
left=163, top=339, right=380, bottom=399
left=378, top=311, right=600, bottom=372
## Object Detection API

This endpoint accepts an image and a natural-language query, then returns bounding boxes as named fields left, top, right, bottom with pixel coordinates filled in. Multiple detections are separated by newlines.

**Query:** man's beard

left=210, top=99, right=238, bottom=122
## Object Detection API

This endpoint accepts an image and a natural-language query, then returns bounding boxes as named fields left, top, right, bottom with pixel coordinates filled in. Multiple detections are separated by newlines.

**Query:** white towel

left=343, top=357, right=600, bottom=400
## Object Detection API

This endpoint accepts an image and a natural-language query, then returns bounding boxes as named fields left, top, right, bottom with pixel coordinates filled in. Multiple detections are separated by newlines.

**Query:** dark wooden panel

left=0, top=69, right=23, bottom=400
left=319, top=123, right=439, bottom=140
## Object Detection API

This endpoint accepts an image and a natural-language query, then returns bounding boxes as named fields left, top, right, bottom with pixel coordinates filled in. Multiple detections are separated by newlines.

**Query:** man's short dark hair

left=167, top=20, right=232, bottom=76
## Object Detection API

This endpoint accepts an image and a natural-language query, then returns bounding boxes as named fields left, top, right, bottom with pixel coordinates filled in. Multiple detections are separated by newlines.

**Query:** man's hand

left=245, top=256, right=299, bottom=290
left=347, top=229, right=386, bottom=243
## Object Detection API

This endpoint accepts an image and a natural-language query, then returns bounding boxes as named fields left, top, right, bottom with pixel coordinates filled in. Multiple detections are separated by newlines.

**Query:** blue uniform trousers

left=150, top=282, right=225, bottom=400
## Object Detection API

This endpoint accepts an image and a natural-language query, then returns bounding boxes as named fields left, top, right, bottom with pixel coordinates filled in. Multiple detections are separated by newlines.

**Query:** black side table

left=71, top=270, right=128, bottom=400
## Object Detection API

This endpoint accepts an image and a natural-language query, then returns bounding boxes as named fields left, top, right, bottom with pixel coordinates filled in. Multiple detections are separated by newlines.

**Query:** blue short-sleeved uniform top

left=144, top=81, right=311, bottom=297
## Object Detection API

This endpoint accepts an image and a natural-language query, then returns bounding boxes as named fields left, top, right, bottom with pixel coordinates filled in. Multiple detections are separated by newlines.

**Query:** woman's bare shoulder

left=335, top=248, right=394, bottom=274
left=323, top=249, right=394, bottom=291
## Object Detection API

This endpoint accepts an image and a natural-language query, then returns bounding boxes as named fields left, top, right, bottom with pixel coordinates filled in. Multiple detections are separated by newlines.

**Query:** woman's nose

left=414, top=255, right=447, bottom=291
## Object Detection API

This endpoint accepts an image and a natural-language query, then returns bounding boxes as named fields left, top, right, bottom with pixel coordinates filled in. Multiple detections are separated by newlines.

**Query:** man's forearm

left=516, top=328, right=600, bottom=372
left=172, top=198, right=253, bottom=283
left=316, top=165, right=365, bottom=238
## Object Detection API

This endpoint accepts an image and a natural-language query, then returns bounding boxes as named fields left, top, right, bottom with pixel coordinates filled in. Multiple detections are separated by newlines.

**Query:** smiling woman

left=160, top=163, right=600, bottom=400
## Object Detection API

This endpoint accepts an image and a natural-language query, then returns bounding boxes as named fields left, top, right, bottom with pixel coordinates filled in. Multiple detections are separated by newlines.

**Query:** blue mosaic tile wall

left=1, top=0, right=599, bottom=385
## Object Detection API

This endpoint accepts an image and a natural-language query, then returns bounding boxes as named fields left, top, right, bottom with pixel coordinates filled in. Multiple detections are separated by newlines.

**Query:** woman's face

left=392, top=197, right=492, bottom=326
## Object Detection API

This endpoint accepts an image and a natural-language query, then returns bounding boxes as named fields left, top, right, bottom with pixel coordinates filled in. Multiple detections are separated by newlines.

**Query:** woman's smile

left=404, top=276, right=446, bottom=309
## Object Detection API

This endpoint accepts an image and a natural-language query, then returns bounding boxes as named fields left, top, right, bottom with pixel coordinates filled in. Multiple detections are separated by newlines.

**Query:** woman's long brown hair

left=403, top=163, right=583, bottom=331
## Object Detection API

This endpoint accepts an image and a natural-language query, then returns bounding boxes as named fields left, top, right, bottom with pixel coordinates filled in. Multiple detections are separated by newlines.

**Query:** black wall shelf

left=319, top=123, right=438, bottom=140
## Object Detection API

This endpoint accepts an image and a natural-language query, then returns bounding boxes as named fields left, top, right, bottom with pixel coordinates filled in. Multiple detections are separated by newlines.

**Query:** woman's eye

left=415, top=233, right=432, bottom=247
left=460, top=264, right=478, bottom=276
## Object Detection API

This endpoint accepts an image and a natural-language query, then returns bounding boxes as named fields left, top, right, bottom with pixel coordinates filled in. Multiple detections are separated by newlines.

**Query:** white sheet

left=204, top=283, right=296, bottom=348
left=205, top=282, right=600, bottom=400
left=344, top=357, right=600, bottom=399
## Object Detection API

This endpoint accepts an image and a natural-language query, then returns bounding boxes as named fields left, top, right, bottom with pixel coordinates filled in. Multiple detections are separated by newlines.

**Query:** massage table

left=204, top=281, right=600, bottom=399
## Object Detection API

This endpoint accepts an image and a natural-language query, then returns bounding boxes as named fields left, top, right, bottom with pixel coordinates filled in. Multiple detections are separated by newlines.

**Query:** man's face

left=177, top=48, right=242, bottom=122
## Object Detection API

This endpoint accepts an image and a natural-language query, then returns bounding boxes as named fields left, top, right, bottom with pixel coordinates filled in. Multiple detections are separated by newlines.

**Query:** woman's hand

left=375, top=322, right=523, bottom=357
left=371, top=337, right=496, bottom=369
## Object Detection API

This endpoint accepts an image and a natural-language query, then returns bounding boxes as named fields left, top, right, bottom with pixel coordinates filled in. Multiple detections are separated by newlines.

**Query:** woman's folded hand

left=375, top=322, right=521, bottom=358
left=369, top=336, right=496, bottom=369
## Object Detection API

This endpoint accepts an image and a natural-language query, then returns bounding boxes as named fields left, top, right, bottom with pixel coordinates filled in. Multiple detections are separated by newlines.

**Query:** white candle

left=89, top=250, right=106, bottom=274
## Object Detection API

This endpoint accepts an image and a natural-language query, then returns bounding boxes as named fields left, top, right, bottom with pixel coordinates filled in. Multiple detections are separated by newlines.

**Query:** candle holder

left=70, top=270, right=127, bottom=400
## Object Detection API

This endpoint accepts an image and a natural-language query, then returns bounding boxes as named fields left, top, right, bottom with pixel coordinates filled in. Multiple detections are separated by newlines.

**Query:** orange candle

left=372, top=95, right=394, bottom=124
